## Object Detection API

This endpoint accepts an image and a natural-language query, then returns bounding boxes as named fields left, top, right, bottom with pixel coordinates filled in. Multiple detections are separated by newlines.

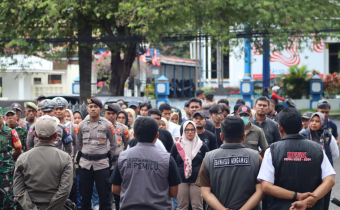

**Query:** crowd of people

left=0, top=89, right=338, bottom=210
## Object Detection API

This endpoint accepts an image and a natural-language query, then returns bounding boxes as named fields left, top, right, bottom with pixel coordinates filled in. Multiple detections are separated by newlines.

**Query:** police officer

left=75, top=97, right=117, bottom=210
left=52, top=97, right=77, bottom=156
left=13, top=115, right=73, bottom=210
left=0, top=107, right=22, bottom=209
left=196, top=116, right=264, bottom=210
left=4, top=107, right=28, bottom=152
left=258, top=108, right=335, bottom=210
left=23, top=102, right=38, bottom=127
left=11, top=103, right=29, bottom=131
left=27, top=99, right=73, bottom=155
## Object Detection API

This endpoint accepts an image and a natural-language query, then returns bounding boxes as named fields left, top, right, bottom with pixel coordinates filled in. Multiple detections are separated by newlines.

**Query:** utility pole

left=136, top=43, right=141, bottom=97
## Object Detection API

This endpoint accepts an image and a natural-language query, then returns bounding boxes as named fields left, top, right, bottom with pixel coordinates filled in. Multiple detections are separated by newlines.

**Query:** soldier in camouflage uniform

left=0, top=107, right=23, bottom=210
left=4, top=107, right=28, bottom=152
left=11, top=103, right=29, bottom=131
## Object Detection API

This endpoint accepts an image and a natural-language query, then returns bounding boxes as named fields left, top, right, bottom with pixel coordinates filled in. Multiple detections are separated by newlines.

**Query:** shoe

left=93, top=206, right=99, bottom=210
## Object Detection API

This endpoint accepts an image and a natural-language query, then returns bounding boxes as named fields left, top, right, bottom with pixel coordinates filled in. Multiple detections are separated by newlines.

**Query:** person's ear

left=241, top=133, right=246, bottom=142
left=220, top=133, right=225, bottom=143
left=53, top=132, right=58, bottom=140
left=153, top=132, right=159, bottom=144
left=278, top=125, right=284, bottom=134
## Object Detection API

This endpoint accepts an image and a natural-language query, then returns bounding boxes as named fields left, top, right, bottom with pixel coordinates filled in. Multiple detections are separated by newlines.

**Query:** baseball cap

left=52, top=97, right=68, bottom=108
left=104, top=103, right=119, bottom=113
left=87, top=97, right=103, bottom=108
left=193, top=111, right=206, bottom=118
left=11, top=103, right=22, bottom=112
left=302, top=112, right=313, bottom=119
left=238, top=105, right=252, bottom=115
left=35, top=115, right=60, bottom=138
left=39, top=99, right=57, bottom=111
left=128, top=100, right=139, bottom=108
left=24, top=102, right=38, bottom=111
left=4, top=107, right=16, bottom=115
left=317, top=99, right=330, bottom=107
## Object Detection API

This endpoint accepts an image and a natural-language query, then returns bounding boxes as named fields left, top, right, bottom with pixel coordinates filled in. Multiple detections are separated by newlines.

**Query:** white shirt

left=126, top=139, right=166, bottom=152
left=330, top=135, right=339, bottom=162
left=258, top=148, right=336, bottom=184
left=168, top=121, right=180, bottom=138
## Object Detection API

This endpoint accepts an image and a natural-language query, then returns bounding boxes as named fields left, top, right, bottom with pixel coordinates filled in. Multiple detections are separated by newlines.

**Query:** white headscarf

left=176, top=120, right=203, bottom=179
left=66, top=109, right=74, bottom=123
left=161, top=117, right=169, bottom=131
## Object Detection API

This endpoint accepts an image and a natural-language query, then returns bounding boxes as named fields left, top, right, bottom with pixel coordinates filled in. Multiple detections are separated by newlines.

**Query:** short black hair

left=236, top=99, right=246, bottom=105
left=134, top=117, right=159, bottom=143
left=159, top=103, right=171, bottom=113
left=221, top=116, right=245, bottom=143
left=205, top=93, right=214, bottom=101
left=196, top=89, right=204, bottom=97
left=148, top=108, right=162, bottom=118
left=255, top=96, right=270, bottom=106
left=218, top=99, right=229, bottom=106
left=209, top=105, right=222, bottom=114
left=140, top=103, right=152, bottom=110
left=220, top=105, right=230, bottom=115
left=188, top=97, right=202, bottom=107
left=233, top=104, right=242, bottom=113
left=278, top=108, right=302, bottom=134
left=317, top=103, right=331, bottom=110
left=269, top=99, right=275, bottom=105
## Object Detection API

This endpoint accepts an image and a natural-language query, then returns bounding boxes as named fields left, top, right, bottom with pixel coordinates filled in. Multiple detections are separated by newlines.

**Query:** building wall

left=66, top=64, right=79, bottom=94
left=2, top=73, right=19, bottom=100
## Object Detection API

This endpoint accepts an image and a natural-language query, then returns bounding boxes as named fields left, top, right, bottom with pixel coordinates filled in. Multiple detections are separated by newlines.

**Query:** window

left=34, top=78, right=41, bottom=84
left=48, top=75, right=62, bottom=84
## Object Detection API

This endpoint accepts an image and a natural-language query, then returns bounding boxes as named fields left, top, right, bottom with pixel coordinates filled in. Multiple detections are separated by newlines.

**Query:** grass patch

left=299, top=109, right=340, bottom=114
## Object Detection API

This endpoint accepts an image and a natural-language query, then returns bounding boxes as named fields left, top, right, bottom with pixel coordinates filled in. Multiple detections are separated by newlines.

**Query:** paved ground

left=329, top=120, right=340, bottom=210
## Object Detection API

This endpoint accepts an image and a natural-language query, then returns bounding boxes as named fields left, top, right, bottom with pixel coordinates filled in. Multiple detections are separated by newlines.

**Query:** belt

left=81, top=153, right=108, bottom=161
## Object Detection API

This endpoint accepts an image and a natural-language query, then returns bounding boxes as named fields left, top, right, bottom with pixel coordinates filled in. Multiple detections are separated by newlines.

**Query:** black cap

left=87, top=97, right=103, bottom=108
left=236, top=99, right=246, bottom=105
left=193, top=111, right=206, bottom=118
left=302, top=112, right=313, bottom=119
left=233, top=104, right=242, bottom=114
left=104, top=103, right=119, bottom=113
left=35, top=95, right=46, bottom=101
left=238, top=105, right=252, bottom=115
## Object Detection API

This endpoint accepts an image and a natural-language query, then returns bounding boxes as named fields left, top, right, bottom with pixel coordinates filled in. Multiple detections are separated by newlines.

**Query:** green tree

left=282, top=65, right=311, bottom=99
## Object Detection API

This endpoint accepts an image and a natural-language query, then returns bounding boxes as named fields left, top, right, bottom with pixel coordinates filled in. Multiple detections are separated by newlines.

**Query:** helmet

left=272, top=86, right=280, bottom=93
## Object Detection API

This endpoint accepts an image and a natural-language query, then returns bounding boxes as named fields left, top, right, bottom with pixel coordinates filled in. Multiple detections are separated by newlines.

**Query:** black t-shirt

left=158, top=128, right=174, bottom=152
left=180, top=119, right=216, bottom=135
left=198, top=130, right=217, bottom=151
left=215, top=128, right=223, bottom=148
left=110, top=156, right=181, bottom=187
left=128, top=129, right=174, bottom=152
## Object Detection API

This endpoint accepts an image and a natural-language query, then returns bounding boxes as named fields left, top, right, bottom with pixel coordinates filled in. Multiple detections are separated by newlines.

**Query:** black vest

left=268, top=134, right=324, bottom=210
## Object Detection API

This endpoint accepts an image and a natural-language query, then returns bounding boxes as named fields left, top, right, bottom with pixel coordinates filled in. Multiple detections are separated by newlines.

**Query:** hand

left=290, top=200, right=307, bottom=210
left=307, top=200, right=316, bottom=208
left=297, top=192, right=316, bottom=201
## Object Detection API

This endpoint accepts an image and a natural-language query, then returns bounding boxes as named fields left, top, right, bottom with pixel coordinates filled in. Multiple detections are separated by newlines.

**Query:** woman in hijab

left=119, top=102, right=127, bottom=110
left=170, top=112, right=180, bottom=125
left=125, top=108, right=136, bottom=140
left=160, top=117, right=169, bottom=131
left=300, top=112, right=339, bottom=210
left=65, top=109, right=74, bottom=123
left=73, top=110, right=83, bottom=125
left=170, top=121, right=209, bottom=210
left=300, top=112, right=339, bottom=165
left=116, top=110, right=129, bottom=126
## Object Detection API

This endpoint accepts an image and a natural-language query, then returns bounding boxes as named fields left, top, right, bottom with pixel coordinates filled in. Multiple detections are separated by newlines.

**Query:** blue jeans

left=173, top=197, right=178, bottom=210
left=92, top=182, right=99, bottom=207
left=76, top=173, right=82, bottom=210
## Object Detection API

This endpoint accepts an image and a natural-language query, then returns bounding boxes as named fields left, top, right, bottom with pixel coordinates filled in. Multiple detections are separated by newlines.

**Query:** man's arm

left=262, top=181, right=315, bottom=201
left=107, top=123, right=117, bottom=159
left=110, top=158, right=123, bottom=195
left=272, top=124, right=281, bottom=142
left=201, top=187, right=227, bottom=210
left=27, top=129, right=35, bottom=150
left=112, top=185, right=121, bottom=195
left=13, top=158, right=38, bottom=210
left=11, top=130, right=22, bottom=160
left=122, top=127, right=130, bottom=150
left=330, top=136, right=339, bottom=161
left=47, top=156, right=73, bottom=209
left=258, top=129, right=268, bottom=152
left=240, top=183, right=264, bottom=210
left=168, top=156, right=181, bottom=197
left=74, top=125, right=82, bottom=152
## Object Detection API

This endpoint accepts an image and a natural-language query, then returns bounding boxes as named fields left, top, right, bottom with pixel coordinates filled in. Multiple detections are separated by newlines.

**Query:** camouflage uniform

left=7, top=123, right=27, bottom=152
left=0, top=124, right=22, bottom=209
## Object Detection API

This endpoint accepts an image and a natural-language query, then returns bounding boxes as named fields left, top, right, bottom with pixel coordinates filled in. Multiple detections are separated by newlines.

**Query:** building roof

left=160, top=55, right=196, bottom=67
left=0, top=55, right=53, bottom=72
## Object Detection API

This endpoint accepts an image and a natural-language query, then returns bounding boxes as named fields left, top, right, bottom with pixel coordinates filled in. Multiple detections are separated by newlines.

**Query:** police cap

left=104, top=103, right=119, bottom=113
left=39, top=99, right=57, bottom=111
left=52, top=97, right=68, bottom=108
left=11, top=103, right=22, bottom=112
left=87, top=97, right=103, bottom=108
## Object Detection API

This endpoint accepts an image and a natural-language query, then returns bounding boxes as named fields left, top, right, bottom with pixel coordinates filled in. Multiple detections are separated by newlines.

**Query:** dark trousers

left=79, top=167, right=111, bottom=210
left=324, top=190, right=331, bottom=210
left=68, top=177, right=78, bottom=205
left=114, top=194, right=120, bottom=210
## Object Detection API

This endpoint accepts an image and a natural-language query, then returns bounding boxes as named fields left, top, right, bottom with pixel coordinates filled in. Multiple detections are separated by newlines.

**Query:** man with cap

left=11, top=103, right=29, bottom=131
left=4, top=107, right=28, bottom=152
left=27, top=99, right=73, bottom=156
left=128, top=100, right=140, bottom=117
left=301, top=112, right=313, bottom=132
left=23, top=102, right=38, bottom=127
left=75, top=97, right=117, bottom=210
left=193, top=111, right=217, bottom=151
left=237, top=105, right=268, bottom=155
left=0, top=107, right=23, bottom=209
left=13, top=115, right=73, bottom=210
left=35, top=95, right=46, bottom=105
left=196, top=116, right=264, bottom=210
left=316, top=99, right=339, bottom=144
left=103, top=103, right=129, bottom=210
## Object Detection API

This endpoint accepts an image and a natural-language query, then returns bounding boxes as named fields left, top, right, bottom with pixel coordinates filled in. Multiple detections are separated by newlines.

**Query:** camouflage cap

left=24, top=102, right=38, bottom=111
left=4, top=107, right=16, bottom=115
